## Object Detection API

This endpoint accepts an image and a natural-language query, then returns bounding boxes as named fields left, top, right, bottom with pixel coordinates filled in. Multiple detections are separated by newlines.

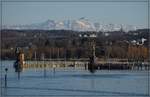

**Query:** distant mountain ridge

left=2, top=18, right=138, bottom=32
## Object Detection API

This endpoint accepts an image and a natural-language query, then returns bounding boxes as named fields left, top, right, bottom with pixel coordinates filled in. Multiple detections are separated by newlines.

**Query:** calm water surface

left=0, top=60, right=149, bottom=97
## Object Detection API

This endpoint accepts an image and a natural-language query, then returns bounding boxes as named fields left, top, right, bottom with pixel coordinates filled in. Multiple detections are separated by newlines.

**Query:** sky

left=2, top=1, right=148, bottom=28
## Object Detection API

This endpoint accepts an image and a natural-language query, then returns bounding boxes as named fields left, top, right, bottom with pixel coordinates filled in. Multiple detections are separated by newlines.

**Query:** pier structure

left=23, top=59, right=89, bottom=70
left=14, top=47, right=149, bottom=71
left=20, top=59, right=149, bottom=70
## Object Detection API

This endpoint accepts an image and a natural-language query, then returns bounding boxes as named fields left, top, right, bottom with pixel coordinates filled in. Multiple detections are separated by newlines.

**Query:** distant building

left=141, top=38, right=147, bottom=44
left=89, top=34, right=97, bottom=38
left=104, top=33, right=109, bottom=36
left=79, top=33, right=97, bottom=38
left=131, top=40, right=136, bottom=45
left=131, top=38, right=147, bottom=46
left=83, top=34, right=88, bottom=37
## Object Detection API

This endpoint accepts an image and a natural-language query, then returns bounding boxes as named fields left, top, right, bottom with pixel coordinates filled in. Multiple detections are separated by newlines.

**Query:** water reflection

left=1, top=61, right=148, bottom=96
left=3, top=87, right=8, bottom=96
left=2, top=86, right=148, bottom=96
left=91, top=78, right=95, bottom=89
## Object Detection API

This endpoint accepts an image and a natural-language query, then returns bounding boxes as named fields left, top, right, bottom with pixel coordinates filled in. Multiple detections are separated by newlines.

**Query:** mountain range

left=2, top=18, right=138, bottom=32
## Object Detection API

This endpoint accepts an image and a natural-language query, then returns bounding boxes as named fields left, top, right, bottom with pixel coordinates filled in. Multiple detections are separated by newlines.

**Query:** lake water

left=0, top=60, right=149, bottom=97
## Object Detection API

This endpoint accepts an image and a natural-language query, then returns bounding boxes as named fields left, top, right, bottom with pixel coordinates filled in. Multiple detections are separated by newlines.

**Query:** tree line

left=1, top=29, right=149, bottom=61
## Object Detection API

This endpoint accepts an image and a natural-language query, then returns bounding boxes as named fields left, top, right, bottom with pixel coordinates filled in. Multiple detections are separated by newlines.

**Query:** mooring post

left=85, top=63, right=87, bottom=70
left=18, top=51, right=24, bottom=80
left=44, top=63, right=46, bottom=78
left=18, top=71, right=20, bottom=80
left=53, top=67, right=55, bottom=74
left=5, top=68, right=8, bottom=88
left=43, top=61, right=46, bottom=78
left=41, top=53, right=46, bottom=78
left=53, top=64, right=56, bottom=75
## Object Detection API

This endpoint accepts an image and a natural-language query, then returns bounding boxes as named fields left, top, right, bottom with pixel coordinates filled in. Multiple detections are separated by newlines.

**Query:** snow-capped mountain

left=71, top=18, right=96, bottom=31
left=2, top=18, right=137, bottom=32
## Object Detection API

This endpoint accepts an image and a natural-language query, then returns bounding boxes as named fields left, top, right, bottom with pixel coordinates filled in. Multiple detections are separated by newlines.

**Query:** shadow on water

left=63, top=73, right=129, bottom=79
left=2, top=86, right=148, bottom=96
left=18, top=73, right=129, bottom=79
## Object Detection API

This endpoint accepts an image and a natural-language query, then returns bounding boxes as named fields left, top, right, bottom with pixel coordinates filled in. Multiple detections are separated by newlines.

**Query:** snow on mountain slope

left=2, top=18, right=137, bottom=32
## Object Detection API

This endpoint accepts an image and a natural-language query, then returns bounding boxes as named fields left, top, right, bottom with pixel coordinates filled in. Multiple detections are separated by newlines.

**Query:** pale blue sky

left=2, top=2, right=148, bottom=28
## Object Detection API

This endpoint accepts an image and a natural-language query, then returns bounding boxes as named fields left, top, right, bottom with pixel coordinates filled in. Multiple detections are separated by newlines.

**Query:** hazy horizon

left=2, top=1, right=148, bottom=28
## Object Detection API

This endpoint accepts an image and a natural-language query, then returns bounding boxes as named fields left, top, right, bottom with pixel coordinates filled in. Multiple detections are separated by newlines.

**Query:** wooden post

left=5, top=68, right=8, bottom=88
left=19, top=53, right=24, bottom=70
left=18, top=52, right=24, bottom=79
left=41, top=53, right=46, bottom=78
left=53, top=64, right=56, bottom=75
